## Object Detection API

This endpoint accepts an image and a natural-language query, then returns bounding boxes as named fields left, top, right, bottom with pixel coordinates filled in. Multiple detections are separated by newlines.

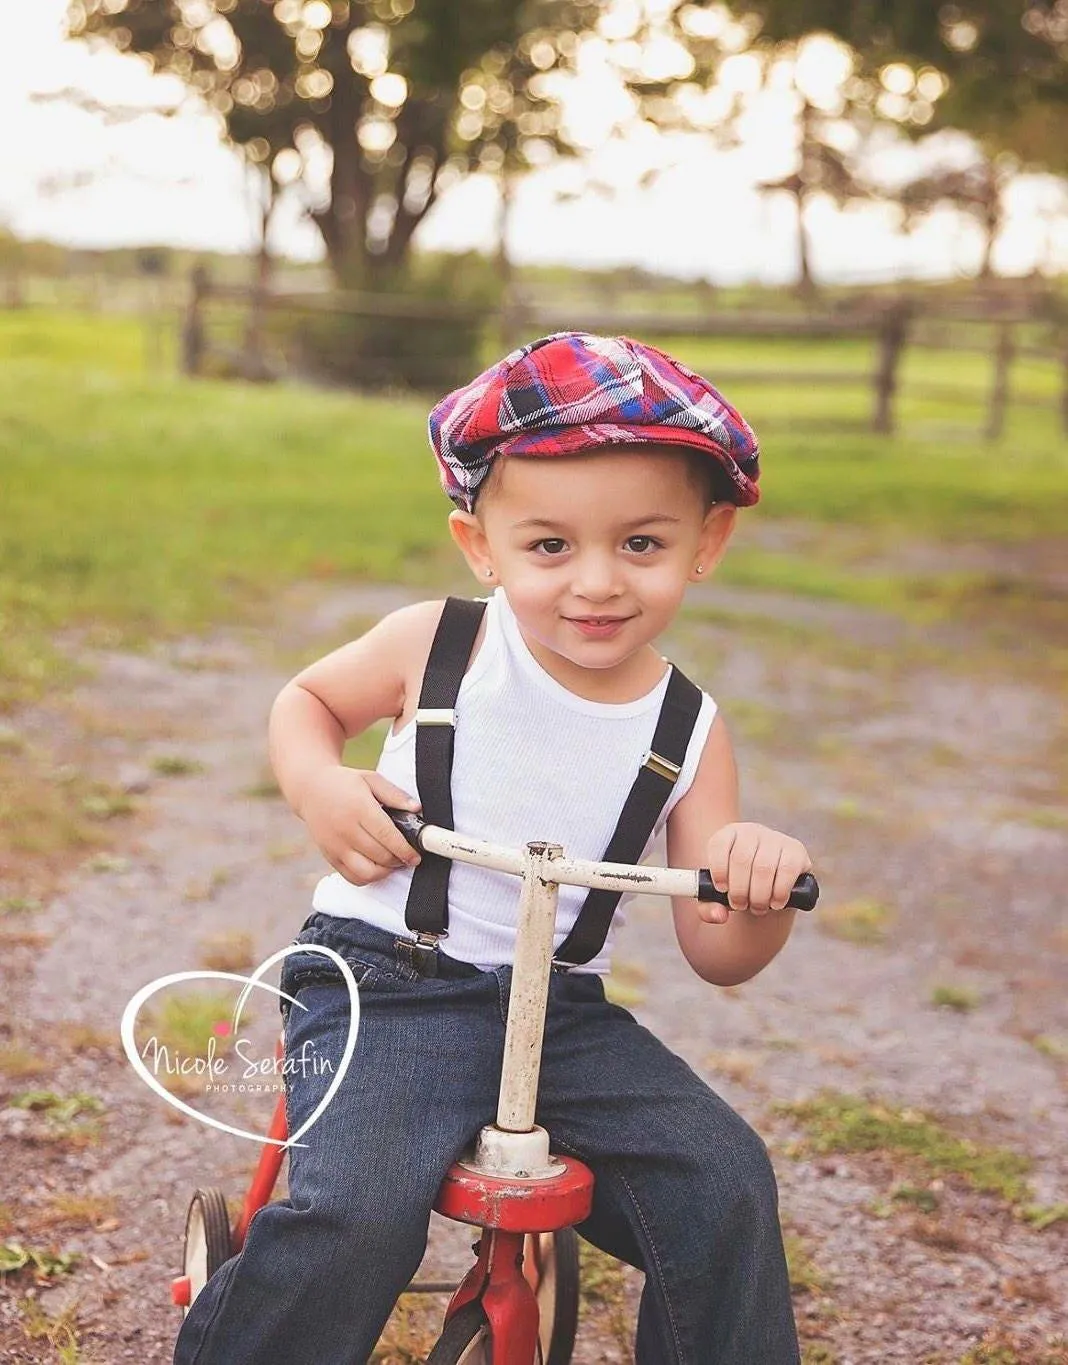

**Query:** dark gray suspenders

left=401, top=597, right=487, bottom=948
left=401, top=595, right=702, bottom=970
left=550, top=665, right=702, bottom=965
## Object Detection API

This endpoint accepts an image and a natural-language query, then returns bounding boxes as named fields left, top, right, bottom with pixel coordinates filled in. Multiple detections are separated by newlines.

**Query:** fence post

left=3, top=270, right=25, bottom=308
left=1062, top=345, right=1068, bottom=437
left=984, top=321, right=1013, bottom=441
left=181, top=264, right=209, bottom=377
left=498, top=287, right=527, bottom=355
left=872, top=301, right=908, bottom=434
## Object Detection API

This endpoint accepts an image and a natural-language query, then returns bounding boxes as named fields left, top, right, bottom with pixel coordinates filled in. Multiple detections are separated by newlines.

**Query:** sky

left=2, top=0, right=1067, bottom=285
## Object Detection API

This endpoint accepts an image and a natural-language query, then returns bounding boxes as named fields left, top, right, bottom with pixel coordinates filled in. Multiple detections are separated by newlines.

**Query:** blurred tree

left=997, top=98, right=1068, bottom=176
left=757, top=82, right=874, bottom=296
left=0, top=227, right=27, bottom=307
left=893, top=148, right=1015, bottom=278
left=715, top=1, right=1068, bottom=162
left=659, top=6, right=1066, bottom=285
left=240, top=150, right=282, bottom=376
left=67, top=0, right=599, bottom=286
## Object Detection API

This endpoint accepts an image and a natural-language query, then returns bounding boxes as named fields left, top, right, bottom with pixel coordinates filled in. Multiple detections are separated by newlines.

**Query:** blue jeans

left=174, top=913, right=799, bottom=1365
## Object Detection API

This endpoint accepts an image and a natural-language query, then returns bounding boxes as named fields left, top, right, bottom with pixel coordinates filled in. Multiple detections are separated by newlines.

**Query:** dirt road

left=1, top=577, right=1065, bottom=1364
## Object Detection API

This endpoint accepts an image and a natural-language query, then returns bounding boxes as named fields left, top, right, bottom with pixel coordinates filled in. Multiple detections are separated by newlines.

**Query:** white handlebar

left=387, top=809, right=819, bottom=914
left=414, top=821, right=702, bottom=900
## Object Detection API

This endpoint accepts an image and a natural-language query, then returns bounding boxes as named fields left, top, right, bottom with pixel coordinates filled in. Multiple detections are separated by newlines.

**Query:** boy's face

left=448, top=447, right=735, bottom=689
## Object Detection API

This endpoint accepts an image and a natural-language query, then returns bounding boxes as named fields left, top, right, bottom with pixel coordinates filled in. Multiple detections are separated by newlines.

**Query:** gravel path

left=1, top=580, right=1065, bottom=1364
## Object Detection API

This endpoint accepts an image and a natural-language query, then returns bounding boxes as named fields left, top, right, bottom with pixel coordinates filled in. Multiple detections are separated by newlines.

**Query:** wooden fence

left=177, top=268, right=1068, bottom=439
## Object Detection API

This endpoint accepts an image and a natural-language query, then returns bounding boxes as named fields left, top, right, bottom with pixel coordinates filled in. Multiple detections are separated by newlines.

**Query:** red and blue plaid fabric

left=428, top=331, right=760, bottom=513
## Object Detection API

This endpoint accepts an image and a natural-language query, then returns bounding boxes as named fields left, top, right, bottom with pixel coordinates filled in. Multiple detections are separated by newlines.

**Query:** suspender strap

left=552, top=665, right=703, bottom=967
left=402, top=596, right=487, bottom=939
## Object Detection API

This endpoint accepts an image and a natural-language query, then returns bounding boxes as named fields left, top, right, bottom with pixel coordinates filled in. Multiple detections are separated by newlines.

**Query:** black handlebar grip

left=697, top=869, right=819, bottom=912
left=384, top=806, right=426, bottom=851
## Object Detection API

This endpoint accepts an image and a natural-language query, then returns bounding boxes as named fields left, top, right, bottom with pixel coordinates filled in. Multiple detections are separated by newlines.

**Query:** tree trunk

left=498, top=169, right=523, bottom=351
left=977, top=163, right=1001, bottom=280
left=244, top=167, right=277, bottom=379
left=381, top=166, right=441, bottom=272
left=796, top=188, right=815, bottom=298
left=313, top=28, right=373, bottom=283
left=796, top=97, right=817, bottom=298
left=496, top=169, right=514, bottom=294
left=978, top=201, right=999, bottom=279
left=379, top=102, right=451, bottom=274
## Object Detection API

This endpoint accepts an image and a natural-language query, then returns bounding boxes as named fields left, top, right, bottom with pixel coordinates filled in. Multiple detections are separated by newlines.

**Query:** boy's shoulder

left=379, top=595, right=486, bottom=651
left=381, top=595, right=489, bottom=727
left=381, top=596, right=451, bottom=634
left=375, top=597, right=449, bottom=670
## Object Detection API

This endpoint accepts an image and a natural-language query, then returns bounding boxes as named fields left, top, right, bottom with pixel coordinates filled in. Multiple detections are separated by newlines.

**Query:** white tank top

left=310, top=586, right=718, bottom=975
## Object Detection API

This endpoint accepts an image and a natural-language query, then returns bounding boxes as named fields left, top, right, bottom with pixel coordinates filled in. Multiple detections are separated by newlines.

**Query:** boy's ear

left=448, top=510, right=494, bottom=582
left=690, top=503, right=736, bottom=582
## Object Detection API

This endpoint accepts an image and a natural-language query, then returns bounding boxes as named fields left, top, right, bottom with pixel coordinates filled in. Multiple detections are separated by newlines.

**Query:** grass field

left=1, top=302, right=1065, bottom=895
left=2, top=305, right=1066, bottom=714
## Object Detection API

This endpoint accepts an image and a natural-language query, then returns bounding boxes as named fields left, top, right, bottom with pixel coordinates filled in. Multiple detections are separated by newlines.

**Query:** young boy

left=174, top=332, right=813, bottom=1365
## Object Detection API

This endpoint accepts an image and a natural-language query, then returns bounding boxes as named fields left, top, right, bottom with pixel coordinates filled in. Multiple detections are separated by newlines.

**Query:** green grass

left=2, top=304, right=1059, bottom=889
left=783, top=1230, right=830, bottom=1296
left=1018, top=1203, right=1068, bottom=1231
left=930, top=984, right=981, bottom=1013
left=1, top=305, right=1064, bottom=890
left=0, top=319, right=448, bottom=713
left=16, top=1294, right=83, bottom=1365
left=890, top=1183, right=940, bottom=1213
left=2, top=307, right=1066, bottom=721
left=151, top=754, right=205, bottom=777
left=1, top=1241, right=80, bottom=1278
left=817, top=898, right=893, bottom=946
left=604, top=959, right=648, bottom=1008
left=779, top=1091, right=1033, bottom=1204
left=10, top=1091, right=104, bottom=1123
left=959, top=1337, right=1068, bottom=1364
left=342, top=723, right=393, bottom=770
left=141, top=990, right=240, bottom=1060
left=0, top=307, right=153, bottom=372
left=665, top=332, right=1068, bottom=542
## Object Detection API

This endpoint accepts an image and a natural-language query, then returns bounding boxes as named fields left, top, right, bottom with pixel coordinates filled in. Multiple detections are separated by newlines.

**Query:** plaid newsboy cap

left=428, top=331, right=760, bottom=513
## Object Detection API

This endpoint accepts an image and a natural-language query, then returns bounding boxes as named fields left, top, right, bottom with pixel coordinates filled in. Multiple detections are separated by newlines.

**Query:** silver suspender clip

left=641, top=749, right=681, bottom=783
left=395, top=930, right=447, bottom=977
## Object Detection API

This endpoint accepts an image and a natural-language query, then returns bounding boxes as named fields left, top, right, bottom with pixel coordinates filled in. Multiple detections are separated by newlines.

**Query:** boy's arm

left=665, top=714, right=800, bottom=987
left=268, top=600, right=447, bottom=877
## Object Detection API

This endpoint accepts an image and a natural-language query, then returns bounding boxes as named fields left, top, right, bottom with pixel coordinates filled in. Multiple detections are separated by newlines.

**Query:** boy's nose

left=572, top=554, right=623, bottom=602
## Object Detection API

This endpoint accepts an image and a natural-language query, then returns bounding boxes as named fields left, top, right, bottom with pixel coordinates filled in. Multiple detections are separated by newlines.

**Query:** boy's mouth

left=567, top=615, right=632, bottom=637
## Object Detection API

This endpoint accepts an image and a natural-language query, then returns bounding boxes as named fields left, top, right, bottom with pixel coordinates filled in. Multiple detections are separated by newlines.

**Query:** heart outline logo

left=120, top=944, right=359, bottom=1148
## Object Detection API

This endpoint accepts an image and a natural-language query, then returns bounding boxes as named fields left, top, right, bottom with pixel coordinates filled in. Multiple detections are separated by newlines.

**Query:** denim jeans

left=174, top=913, right=799, bottom=1365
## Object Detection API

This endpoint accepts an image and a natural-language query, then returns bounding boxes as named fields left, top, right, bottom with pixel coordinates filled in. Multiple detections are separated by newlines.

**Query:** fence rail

left=179, top=270, right=1068, bottom=437
left=8, top=263, right=1063, bottom=438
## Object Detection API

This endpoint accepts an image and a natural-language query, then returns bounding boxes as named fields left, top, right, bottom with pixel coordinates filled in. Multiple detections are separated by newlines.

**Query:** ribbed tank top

left=310, top=587, right=718, bottom=975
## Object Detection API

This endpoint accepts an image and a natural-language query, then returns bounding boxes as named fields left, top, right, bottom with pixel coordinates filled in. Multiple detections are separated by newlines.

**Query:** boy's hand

left=702, top=823, right=812, bottom=925
left=299, top=767, right=422, bottom=886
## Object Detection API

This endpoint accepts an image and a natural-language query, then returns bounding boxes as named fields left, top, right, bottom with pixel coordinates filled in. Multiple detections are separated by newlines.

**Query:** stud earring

left=695, top=564, right=704, bottom=575
left=485, top=567, right=494, bottom=578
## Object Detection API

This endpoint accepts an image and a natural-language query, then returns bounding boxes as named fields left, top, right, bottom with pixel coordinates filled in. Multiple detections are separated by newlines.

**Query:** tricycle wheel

left=425, top=1300, right=490, bottom=1363
left=180, top=1188, right=232, bottom=1315
left=527, top=1227, right=580, bottom=1365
